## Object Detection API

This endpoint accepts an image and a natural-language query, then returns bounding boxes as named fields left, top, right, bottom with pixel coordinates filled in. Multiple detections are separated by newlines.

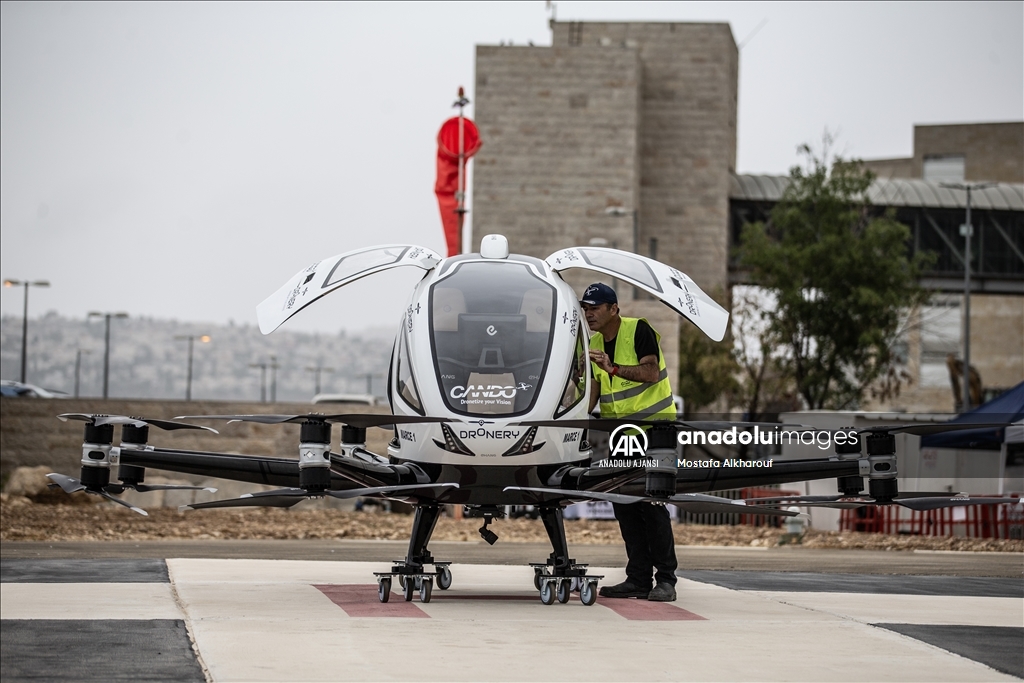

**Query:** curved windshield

left=431, top=262, right=555, bottom=416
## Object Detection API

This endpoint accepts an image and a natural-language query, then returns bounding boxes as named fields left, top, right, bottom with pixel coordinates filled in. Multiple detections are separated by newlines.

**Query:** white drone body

left=258, top=235, right=727, bottom=472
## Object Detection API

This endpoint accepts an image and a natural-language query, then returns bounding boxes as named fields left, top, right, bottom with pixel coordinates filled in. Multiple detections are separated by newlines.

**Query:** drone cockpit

left=430, top=259, right=556, bottom=416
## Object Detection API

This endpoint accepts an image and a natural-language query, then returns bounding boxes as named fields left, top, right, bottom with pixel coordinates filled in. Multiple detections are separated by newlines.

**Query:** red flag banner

left=435, top=116, right=481, bottom=257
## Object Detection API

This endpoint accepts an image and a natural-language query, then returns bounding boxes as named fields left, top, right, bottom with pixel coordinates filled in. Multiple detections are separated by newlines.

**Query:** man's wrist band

left=610, top=365, right=619, bottom=377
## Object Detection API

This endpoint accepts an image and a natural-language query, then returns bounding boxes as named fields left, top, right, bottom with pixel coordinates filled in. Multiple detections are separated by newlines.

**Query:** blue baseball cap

left=581, top=283, right=617, bottom=305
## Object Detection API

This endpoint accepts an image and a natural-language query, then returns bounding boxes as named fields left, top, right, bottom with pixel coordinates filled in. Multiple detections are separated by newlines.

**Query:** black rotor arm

left=119, top=447, right=332, bottom=489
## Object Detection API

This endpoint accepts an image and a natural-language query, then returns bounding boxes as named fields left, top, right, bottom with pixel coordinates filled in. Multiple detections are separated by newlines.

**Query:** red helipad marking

left=314, top=584, right=429, bottom=618
left=598, top=598, right=706, bottom=621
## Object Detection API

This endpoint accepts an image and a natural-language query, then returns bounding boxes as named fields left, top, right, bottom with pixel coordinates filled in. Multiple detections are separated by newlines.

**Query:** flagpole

left=454, top=86, right=470, bottom=254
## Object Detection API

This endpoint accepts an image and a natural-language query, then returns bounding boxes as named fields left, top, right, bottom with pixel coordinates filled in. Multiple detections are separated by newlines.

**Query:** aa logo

left=609, top=424, right=648, bottom=458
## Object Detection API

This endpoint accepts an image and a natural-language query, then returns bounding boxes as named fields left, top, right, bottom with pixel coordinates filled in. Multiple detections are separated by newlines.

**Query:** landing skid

left=533, top=506, right=602, bottom=606
left=372, top=503, right=603, bottom=606
left=530, top=563, right=603, bottom=605
left=374, top=504, right=451, bottom=603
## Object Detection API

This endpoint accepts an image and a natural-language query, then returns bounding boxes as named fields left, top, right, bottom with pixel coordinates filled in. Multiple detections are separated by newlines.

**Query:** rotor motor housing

left=834, top=432, right=864, bottom=495
left=80, top=422, right=115, bottom=489
left=298, top=420, right=332, bottom=490
left=117, top=423, right=151, bottom=486
left=865, top=432, right=898, bottom=501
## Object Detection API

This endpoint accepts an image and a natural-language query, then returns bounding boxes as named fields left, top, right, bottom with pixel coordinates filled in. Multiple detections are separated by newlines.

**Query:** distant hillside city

left=0, top=313, right=394, bottom=403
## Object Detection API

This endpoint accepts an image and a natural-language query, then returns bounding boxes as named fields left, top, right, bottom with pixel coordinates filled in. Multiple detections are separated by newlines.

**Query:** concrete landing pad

left=2, top=556, right=1021, bottom=682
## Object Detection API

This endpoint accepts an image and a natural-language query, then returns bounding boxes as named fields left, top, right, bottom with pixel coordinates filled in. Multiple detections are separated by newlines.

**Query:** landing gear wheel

left=580, top=581, right=596, bottom=606
left=378, top=578, right=391, bottom=603
left=403, top=577, right=415, bottom=601
left=419, top=577, right=433, bottom=603
left=556, top=579, right=571, bottom=604
left=437, top=566, right=452, bottom=590
left=398, top=574, right=406, bottom=589
left=540, top=581, right=555, bottom=605
left=534, top=569, right=544, bottom=591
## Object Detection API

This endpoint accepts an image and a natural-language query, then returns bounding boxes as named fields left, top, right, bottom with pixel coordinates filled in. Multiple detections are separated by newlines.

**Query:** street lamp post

left=359, top=372, right=383, bottom=396
left=269, top=355, right=279, bottom=403
left=940, top=181, right=994, bottom=412
left=249, top=361, right=268, bottom=403
left=175, top=334, right=211, bottom=401
left=87, top=312, right=128, bottom=399
left=74, top=349, right=91, bottom=398
left=3, top=279, right=50, bottom=383
left=306, top=364, right=335, bottom=396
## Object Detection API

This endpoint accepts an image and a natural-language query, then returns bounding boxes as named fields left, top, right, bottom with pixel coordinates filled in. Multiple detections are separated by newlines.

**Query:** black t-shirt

left=604, top=319, right=659, bottom=367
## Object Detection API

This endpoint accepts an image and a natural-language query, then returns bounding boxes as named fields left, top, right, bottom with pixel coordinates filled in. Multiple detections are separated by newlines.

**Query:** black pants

left=611, top=502, right=678, bottom=589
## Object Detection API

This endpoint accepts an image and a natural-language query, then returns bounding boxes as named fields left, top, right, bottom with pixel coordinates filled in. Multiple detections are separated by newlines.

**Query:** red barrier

left=839, top=494, right=1024, bottom=539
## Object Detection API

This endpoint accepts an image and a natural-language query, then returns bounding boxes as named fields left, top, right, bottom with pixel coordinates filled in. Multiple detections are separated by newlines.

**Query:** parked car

left=0, top=380, right=62, bottom=398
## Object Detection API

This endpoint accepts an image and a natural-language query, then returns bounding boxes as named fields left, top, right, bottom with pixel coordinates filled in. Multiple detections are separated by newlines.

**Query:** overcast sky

left=2, top=1, right=1021, bottom=336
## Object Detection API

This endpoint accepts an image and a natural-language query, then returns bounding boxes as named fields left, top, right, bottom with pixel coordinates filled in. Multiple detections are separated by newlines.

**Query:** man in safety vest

left=582, top=282, right=678, bottom=602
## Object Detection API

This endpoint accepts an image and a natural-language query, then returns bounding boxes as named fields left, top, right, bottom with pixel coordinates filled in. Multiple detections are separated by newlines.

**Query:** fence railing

left=839, top=494, right=1024, bottom=539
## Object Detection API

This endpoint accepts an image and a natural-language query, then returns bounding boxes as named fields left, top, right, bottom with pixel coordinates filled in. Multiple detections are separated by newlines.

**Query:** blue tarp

left=920, top=382, right=1024, bottom=450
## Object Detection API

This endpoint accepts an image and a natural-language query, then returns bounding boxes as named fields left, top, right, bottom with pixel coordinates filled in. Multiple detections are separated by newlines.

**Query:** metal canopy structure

left=729, top=174, right=1024, bottom=294
left=730, top=174, right=1024, bottom=211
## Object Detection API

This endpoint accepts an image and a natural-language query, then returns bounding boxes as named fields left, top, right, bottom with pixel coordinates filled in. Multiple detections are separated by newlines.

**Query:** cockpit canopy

left=430, top=261, right=555, bottom=416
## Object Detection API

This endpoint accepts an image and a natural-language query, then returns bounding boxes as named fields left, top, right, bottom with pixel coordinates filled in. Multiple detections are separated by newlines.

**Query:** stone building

left=862, top=122, right=1024, bottom=185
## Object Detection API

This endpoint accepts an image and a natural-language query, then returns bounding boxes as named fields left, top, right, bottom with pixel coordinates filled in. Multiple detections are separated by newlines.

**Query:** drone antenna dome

left=480, top=234, right=509, bottom=259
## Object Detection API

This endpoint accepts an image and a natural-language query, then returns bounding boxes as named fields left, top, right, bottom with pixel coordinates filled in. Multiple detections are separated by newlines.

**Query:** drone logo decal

left=486, top=325, right=497, bottom=336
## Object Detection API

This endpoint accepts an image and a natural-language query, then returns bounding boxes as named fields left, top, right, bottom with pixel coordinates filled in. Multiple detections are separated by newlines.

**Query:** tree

left=676, top=288, right=739, bottom=417
left=739, top=139, right=931, bottom=410
left=677, top=320, right=739, bottom=418
left=729, top=286, right=799, bottom=421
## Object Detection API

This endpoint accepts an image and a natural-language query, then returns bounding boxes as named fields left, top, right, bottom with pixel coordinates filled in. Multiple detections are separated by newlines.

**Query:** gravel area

left=3, top=495, right=1022, bottom=552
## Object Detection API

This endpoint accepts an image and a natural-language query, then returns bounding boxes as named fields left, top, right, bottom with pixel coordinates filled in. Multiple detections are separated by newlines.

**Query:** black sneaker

left=598, top=580, right=651, bottom=599
left=647, top=582, right=677, bottom=602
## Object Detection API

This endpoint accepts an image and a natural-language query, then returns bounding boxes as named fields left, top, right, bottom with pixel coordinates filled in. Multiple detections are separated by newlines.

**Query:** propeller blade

left=46, top=473, right=86, bottom=494
left=181, top=488, right=309, bottom=510
left=57, top=413, right=217, bottom=433
left=175, top=413, right=446, bottom=429
left=896, top=496, right=1021, bottom=511
left=517, top=418, right=809, bottom=433
left=133, top=484, right=218, bottom=493
left=323, top=483, right=459, bottom=499
left=96, top=490, right=148, bottom=516
left=505, top=486, right=798, bottom=516
left=750, top=498, right=871, bottom=510
left=667, top=497, right=799, bottom=517
left=505, top=486, right=641, bottom=505
left=128, top=418, right=218, bottom=433
left=858, top=422, right=1008, bottom=436
left=741, top=493, right=843, bottom=505
left=181, top=483, right=460, bottom=511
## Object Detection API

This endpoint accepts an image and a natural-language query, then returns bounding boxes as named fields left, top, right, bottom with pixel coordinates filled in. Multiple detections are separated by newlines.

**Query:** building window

left=923, top=155, right=965, bottom=183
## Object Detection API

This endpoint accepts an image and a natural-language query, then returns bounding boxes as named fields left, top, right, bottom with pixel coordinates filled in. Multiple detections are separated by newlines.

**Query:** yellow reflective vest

left=590, top=317, right=675, bottom=421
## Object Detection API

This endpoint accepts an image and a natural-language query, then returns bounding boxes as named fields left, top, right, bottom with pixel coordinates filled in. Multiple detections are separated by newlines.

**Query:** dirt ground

left=3, top=495, right=1022, bottom=553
